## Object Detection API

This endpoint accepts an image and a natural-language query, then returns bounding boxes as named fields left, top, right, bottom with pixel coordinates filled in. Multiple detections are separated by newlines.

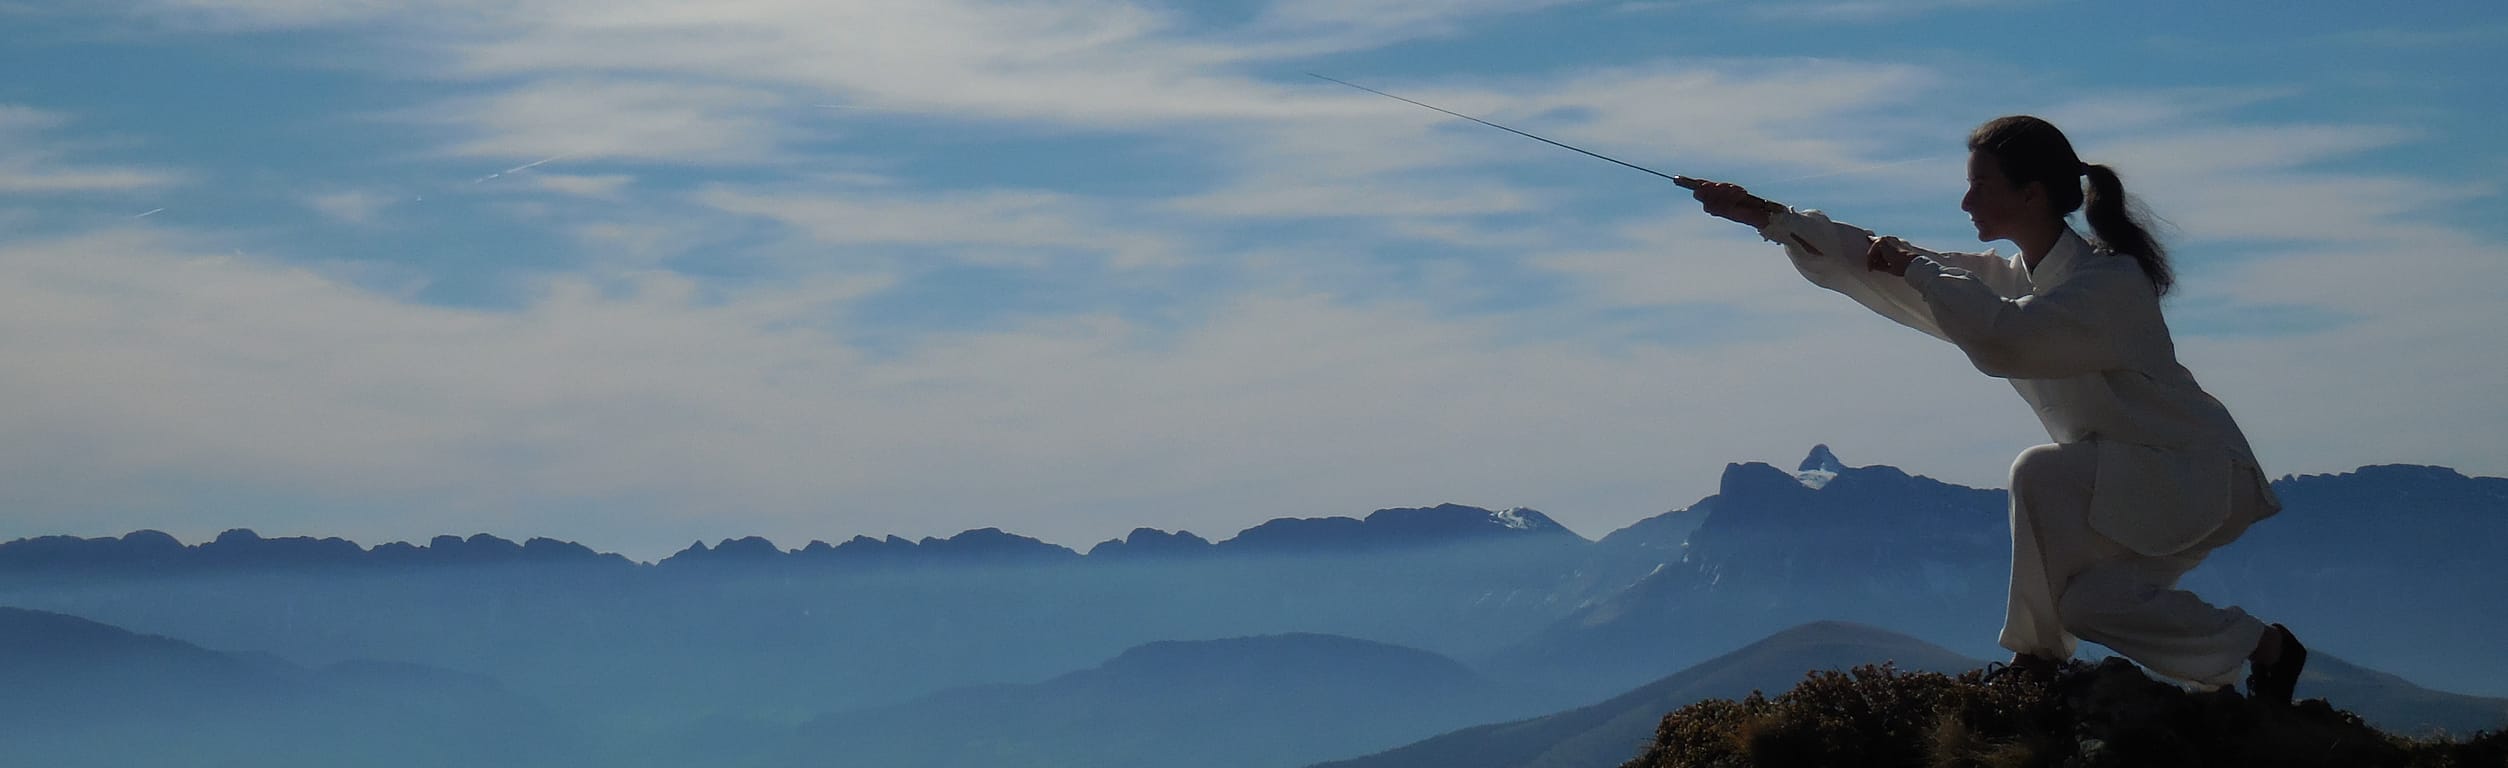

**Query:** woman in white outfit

left=1688, top=115, right=2307, bottom=702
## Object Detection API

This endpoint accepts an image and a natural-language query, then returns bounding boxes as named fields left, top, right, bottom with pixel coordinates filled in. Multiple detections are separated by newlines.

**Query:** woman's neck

left=2015, top=219, right=2066, bottom=271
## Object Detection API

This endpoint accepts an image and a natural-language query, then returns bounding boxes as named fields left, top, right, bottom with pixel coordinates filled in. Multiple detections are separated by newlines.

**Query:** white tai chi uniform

left=1759, top=209, right=2281, bottom=686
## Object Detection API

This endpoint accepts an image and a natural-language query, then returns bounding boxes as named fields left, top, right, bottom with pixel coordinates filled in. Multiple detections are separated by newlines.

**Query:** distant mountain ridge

left=0, top=503, right=1580, bottom=574
left=9, top=451, right=2494, bottom=574
left=0, top=528, right=637, bottom=574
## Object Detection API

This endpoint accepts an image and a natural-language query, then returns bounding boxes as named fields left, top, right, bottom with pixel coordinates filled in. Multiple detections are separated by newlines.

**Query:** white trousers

left=1998, top=442, right=2272, bottom=686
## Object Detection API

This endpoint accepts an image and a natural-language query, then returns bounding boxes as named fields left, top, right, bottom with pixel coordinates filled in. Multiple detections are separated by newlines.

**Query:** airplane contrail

left=134, top=207, right=165, bottom=218
left=473, top=152, right=570, bottom=183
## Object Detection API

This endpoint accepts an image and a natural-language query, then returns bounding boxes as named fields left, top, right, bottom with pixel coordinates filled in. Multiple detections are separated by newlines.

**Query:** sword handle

left=1673, top=175, right=1788, bottom=215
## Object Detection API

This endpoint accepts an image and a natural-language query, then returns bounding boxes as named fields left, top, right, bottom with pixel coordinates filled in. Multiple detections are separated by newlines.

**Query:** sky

left=2, top=1, right=2503, bottom=561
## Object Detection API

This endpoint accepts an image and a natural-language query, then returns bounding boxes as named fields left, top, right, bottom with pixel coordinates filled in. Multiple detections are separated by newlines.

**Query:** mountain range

left=9, top=606, right=2497, bottom=768
left=0, top=503, right=1582, bottom=574
left=4, top=445, right=2502, bottom=767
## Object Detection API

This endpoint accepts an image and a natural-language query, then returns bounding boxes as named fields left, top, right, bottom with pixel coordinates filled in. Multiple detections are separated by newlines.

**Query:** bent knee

left=2055, top=567, right=2143, bottom=634
left=2011, top=443, right=2094, bottom=498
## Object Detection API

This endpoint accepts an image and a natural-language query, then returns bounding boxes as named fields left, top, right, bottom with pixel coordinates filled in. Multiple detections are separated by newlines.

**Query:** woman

left=1688, top=115, right=2307, bottom=702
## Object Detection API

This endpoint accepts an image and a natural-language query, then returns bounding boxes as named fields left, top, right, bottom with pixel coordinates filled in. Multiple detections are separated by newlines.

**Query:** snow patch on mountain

left=1492, top=508, right=1539, bottom=530
left=1795, top=444, right=1849, bottom=489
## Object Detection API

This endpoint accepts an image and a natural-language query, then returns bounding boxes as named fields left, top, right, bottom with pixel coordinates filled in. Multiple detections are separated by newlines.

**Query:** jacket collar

left=2026, top=226, right=2095, bottom=283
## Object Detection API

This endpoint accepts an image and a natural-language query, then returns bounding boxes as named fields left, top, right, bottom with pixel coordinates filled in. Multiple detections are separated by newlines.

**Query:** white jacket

left=1760, top=209, right=2280, bottom=556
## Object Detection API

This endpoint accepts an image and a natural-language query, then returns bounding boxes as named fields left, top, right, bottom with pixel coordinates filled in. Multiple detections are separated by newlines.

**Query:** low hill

left=0, top=607, right=570, bottom=768
left=781, top=632, right=1542, bottom=768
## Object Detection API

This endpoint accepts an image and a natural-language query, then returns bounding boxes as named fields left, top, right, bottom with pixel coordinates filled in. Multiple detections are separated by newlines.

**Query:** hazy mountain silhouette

left=0, top=504, right=1584, bottom=578
left=1484, top=448, right=2009, bottom=696
left=2296, top=653, right=2508, bottom=737
left=0, top=607, right=573, bottom=768
left=0, top=606, right=304, bottom=720
left=0, top=529, right=632, bottom=576
left=779, top=633, right=1543, bottom=768
left=1086, top=527, right=1219, bottom=558
left=1320, top=620, right=1977, bottom=768
left=1215, top=504, right=1583, bottom=554
left=2187, top=463, right=2508, bottom=693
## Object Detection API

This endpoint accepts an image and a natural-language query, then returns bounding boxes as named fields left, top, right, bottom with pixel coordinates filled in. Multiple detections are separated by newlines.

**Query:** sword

left=1309, top=73, right=1824, bottom=256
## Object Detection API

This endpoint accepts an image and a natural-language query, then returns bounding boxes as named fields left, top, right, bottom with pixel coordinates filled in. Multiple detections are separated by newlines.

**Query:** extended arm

left=1688, top=180, right=2019, bottom=342
left=1901, top=257, right=2137, bottom=378
left=1761, top=209, right=1949, bottom=339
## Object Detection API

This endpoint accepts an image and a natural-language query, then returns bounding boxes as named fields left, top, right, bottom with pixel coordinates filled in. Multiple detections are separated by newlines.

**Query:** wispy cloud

left=0, top=225, right=2011, bottom=555
left=0, top=105, right=186, bottom=194
left=699, top=184, right=1182, bottom=269
left=418, top=78, right=804, bottom=163
left=529, top=173, right=635, bottom=199
left=302, top=190, right=393, bottom=223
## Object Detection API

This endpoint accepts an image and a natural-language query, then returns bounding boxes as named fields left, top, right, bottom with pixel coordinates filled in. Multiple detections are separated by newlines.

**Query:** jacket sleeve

left=1901, top=256, right=2136, bottom=379
left=1761, top=209, right=2016, bottom=342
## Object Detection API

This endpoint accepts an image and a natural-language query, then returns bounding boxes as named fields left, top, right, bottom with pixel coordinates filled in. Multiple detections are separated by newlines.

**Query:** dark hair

left=1968, top=115, right=2172, bottom=296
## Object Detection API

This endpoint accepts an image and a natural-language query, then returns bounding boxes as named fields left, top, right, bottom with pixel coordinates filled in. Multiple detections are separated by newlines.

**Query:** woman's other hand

left=1866, top=236, right=1919, bottom=276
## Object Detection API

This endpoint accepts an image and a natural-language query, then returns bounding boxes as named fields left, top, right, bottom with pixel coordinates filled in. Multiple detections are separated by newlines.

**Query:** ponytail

left=2081, top=163, right=2172, bottom=297
left=1969, top=116, right=2174, bottom=297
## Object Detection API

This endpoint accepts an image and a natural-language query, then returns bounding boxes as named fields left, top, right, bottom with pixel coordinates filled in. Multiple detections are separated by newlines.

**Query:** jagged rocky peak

left=1219, top=503, right=1583, bottom=553
left=1715, top=460, right=1817, bottom=500
left=1360, top=503, right=1576, bottom=537
left=711, top=536, right=785, bottom=559
left=1086, top=528, right=1216, bottom=559
left=917, top=527, right=1082, bottom=561
left=1796, top=444, right=1846, bottom=489
left=659, top=535, right=790, bottom=566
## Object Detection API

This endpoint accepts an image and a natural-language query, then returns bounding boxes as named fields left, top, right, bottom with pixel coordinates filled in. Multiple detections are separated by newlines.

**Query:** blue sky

left=3, top=0, right=2504, bottom=559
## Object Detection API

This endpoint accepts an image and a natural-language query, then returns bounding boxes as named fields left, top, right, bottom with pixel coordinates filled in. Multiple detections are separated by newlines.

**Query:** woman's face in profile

left=1961, top=151, right=2034, bottom=243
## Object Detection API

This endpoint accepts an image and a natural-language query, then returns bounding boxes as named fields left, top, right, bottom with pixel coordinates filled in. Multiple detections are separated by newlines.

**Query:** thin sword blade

left=1305, top=73, right=1699, bottom=188
left=1309, top=73, right=1824, bottom=256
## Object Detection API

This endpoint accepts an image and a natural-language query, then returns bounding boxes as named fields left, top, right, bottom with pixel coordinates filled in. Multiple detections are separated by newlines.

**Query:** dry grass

left=1620, top=661, right=2507, bottom=768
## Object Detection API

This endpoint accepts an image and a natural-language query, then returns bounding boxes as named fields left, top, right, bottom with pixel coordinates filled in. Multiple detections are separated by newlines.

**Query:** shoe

left=1981, top=653, right=2060, bottom=685
left=2246, top=623, right=2307, bottom=705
